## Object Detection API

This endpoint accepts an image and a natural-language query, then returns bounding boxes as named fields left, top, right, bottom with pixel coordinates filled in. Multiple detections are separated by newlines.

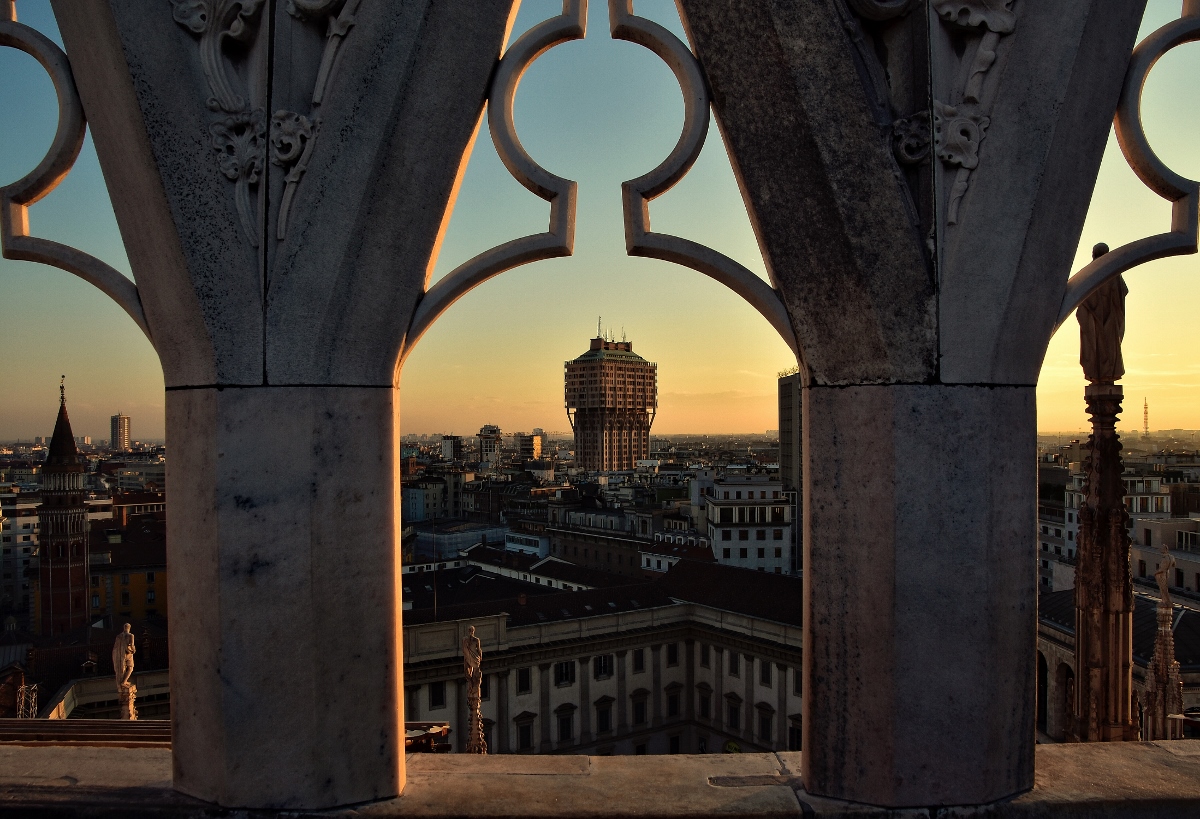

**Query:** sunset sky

left=0, top=1, right=1196, bottom=441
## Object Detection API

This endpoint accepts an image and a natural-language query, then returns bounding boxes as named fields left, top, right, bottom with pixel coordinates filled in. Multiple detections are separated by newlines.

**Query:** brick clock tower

left=37, top=379, right=90, bottom=635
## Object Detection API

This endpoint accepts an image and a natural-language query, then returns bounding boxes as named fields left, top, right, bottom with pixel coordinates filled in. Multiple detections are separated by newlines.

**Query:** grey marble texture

left=802, top=384, right=1036, bottom=806
left=166, top=386, right=402, bottom=808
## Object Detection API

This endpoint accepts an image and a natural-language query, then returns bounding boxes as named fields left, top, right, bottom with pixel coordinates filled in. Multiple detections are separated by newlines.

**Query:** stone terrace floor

left=2, top=742, right=1200, bottom=817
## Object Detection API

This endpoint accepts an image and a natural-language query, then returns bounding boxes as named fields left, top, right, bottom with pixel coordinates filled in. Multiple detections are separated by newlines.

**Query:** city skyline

left=1, top=1, right=1198, bottom=441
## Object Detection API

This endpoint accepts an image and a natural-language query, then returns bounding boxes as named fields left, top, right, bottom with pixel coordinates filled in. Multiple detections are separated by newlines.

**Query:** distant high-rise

left=514, top=432, right=541, bottom=461
left=478, top=425, right=502, bottom=466
left=441, top=435, right=463, bottom=461
left=565, top=332, right=657, bottom=471
left=778, top=370, right=802, bottom=493
left=39, top=381, right=90, bottom=635
left=111, top=413, right=131, bottom=452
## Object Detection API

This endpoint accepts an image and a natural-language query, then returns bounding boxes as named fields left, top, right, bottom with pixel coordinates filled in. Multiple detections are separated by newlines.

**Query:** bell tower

left=37, top=377, right=90, bottom=635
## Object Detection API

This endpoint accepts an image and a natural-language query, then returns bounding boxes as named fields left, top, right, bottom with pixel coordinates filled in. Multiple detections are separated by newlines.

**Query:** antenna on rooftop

left=60, top=375, right=65, bottom=404
left=622, top=326, right=626, bottom=342
left=597, top=316, right=602, bottom=338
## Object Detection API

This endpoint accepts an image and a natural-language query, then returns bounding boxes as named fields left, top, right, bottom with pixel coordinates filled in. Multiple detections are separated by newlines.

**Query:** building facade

left=110, top=413, right=131, bottom=452
left=402, top=564, right=803, bottom=756
left=478, top=426, right=502, bottom=467
left=705, top=476, right=793, bottom=574
left=38, top=391, right=90, bottom=635
left=565, top=336, right=657, bottom=472
left=441, top=435, right=463, bottom=462
left=777, top=371, right=801, bottom=494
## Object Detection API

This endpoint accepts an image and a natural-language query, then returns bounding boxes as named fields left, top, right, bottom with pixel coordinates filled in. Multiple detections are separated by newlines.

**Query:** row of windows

left=1137, top=560, right=1200, bottom=591
left=718, top=490, right=782, bottom=500
left=422, top=647, right=802, bottom=704
left=722, top=547, right=784, bottom=560
left=90, top=571, right=156, bottom=586
left=509, top=696, right=797, bottom=751
left=717, top=529, right=785, bottom=542
left=715, top=507, right=787, bottom=524
left=92, top=589, right=156, bottom=608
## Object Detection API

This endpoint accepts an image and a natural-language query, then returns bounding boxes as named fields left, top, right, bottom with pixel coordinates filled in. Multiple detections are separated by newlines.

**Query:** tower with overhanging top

left=565, top=332, right=657, bottom=472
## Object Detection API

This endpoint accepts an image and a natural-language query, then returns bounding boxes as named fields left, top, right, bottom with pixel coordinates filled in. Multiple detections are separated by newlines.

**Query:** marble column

left=803, top=385, right=1036, bottom=805
left=50, top=0, right=518, bottom=809
left=167, top=387, right=403, bottom=805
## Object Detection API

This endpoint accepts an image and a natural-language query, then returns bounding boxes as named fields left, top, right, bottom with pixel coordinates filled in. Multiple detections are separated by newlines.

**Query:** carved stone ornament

left=932, top=0, right=1016, bottom=35
left=929, top=0, right=1016, bottom=227
left=169, top=0, right=266, bottom=113
left=934, top=101, right=989, bottom=224
left=892, top=111, right=931, bottom=166
left=211, top=109, right=266, bottom=246
left=271, top=111, right=318, bottom=240
left=171, top=0, right=361, bottom=243
left=171, top=0, right=267, bottom=246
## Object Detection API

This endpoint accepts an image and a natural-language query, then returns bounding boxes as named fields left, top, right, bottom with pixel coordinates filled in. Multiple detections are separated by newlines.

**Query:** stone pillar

left=538, top=663, right=552, bottom=752
left=49, top=0, right=518, bottom=809
left=803, top=384, right=1036, bottom=806
left=167, top=387, right=402, bottom=806
left=1072, top=384, right=1136, bottom=742
left=650, top=644, right=662, bottom=727
left=579, top=656, right=591, bottom=744
left=615, top=651, right=628, bottom=734
left=674, top=0, right=1144, bottom=806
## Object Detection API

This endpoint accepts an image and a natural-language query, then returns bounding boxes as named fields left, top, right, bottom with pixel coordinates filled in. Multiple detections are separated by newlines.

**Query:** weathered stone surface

left=266, top=1, right=510, bottom=385
left=802, top=384, right=1036, bottom=806
left=937, top=0, right=1147, bottom=384
left=165, top=386, right=402, bottom=808
left=677, top=0, right=936, bottom=386
left=4, top=745, right=1200, bottom=818
left=54, top=1, right=514, bottom=388
left=50, top=1, right=515, bottom=809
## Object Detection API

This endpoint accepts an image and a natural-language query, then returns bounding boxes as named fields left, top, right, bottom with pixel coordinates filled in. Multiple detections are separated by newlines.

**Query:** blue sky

left=0, top=1, right=1197, bottom=440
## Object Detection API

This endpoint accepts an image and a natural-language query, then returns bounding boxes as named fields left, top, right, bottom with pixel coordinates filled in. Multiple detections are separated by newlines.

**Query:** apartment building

left=705, top=476, right=793, bottom=574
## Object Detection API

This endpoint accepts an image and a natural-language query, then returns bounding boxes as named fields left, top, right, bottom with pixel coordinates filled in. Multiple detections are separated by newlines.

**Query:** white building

left=705, top=476, right=793, bottom=574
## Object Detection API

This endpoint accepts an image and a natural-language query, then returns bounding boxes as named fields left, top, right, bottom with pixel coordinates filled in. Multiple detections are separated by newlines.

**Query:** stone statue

left=1155, top=544, right=1175, bottom=601
left=113, top=622, right=135, bottom=687
left=113, top=623, right=137, bottom=720
left=461, top=625, right=486, bottom=754
left=1077, top=244, right=1128, bottom=384
left=462, top=625, right=482, bottom=681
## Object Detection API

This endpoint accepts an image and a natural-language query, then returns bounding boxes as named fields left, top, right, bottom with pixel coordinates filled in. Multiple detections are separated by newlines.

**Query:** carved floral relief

left=170, top=0, right=362, bottom=244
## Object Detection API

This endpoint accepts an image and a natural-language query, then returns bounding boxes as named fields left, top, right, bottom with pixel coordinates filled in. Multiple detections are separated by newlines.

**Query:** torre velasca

left=565, top=334, right=657, bottom=471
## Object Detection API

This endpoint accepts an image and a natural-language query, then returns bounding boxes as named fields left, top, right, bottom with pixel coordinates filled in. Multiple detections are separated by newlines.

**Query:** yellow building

left=87, top=515, right=168, bottom=624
